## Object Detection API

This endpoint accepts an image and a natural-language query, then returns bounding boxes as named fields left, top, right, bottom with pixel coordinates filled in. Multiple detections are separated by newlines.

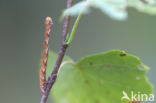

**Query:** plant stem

left=66, top=13, right=82, bottom=45
left=40, top=0, right=72, bottom=103
left=62, top=0, right=72, bottom=43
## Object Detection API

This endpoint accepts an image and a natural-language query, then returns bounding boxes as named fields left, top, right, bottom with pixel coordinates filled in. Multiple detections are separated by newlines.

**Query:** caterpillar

left=40, top=17, right=53, bottom=94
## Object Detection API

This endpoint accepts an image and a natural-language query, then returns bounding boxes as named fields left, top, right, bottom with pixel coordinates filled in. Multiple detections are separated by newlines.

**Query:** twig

left=62, top=0, right=73, bottom=43
left=40, top=0, right=72, bottom=103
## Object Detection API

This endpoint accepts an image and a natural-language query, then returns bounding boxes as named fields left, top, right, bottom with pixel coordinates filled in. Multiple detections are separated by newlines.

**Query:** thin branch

left=62, top=0, right=73, bottom=42
left=40, top=0, right=72, bottom=103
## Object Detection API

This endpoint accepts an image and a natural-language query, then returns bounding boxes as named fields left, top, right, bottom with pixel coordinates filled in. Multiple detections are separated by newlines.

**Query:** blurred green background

left=0, top=0, right=155, bottom=103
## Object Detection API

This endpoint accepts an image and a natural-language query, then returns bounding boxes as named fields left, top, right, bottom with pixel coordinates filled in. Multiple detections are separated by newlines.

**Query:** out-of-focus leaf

left=62, top=0, right=127, bottom=20
left=46, top=51, right=73, bottom=80
left=62, top=0, right=156, bottom=20
left=128, top=0, right=156, bottom=15
left=46, top=50, right=153, bottom=103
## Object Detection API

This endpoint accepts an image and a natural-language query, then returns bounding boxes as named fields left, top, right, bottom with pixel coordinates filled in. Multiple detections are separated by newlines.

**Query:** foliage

left=40, top=1, right=155, bottom=103
left=62, top=0, right=156, bottom=20
left=46, top=50, right=153, bottom=103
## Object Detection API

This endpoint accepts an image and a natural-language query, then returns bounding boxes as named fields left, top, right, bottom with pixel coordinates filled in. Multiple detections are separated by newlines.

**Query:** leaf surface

left=62, top=0, right=156, bottom=20
left=46, top=50, right=153, bottom=103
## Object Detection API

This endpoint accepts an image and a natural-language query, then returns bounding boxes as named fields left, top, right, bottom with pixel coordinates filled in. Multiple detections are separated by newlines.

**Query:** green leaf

left=46, top=50, right=153, bottom=103
left=46, top=51, right=73, bottom=80
left=128, top=0, right=156, bottom=15
left=62, top=0, right=156, bottom=20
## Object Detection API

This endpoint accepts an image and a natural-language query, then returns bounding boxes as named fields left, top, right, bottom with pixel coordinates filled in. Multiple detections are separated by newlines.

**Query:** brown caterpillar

left=40, top=17, right=53, bottom=94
